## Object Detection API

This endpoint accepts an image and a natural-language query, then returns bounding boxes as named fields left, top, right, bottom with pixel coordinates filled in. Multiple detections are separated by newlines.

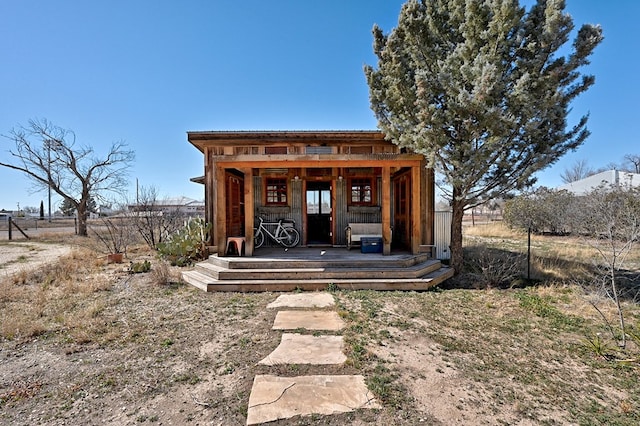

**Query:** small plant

left=128, top=260, right=151, bottom=274
left=583, top=334, right=614, bottom=359
left=326, top=282, right=339, bottom=292
left=156, top=218, right=211, bottom=266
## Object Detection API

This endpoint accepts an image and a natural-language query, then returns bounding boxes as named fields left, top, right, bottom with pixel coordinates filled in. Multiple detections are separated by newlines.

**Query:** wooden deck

left=181, top=247, right=453, bottom=292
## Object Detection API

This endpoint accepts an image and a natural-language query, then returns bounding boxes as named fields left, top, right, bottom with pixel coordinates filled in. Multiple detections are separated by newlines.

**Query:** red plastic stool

left=225, top=237, right=246, bottom=256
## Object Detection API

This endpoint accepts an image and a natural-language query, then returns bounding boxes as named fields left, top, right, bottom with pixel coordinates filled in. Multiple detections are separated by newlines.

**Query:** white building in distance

left=128, top=196, right=204, bottom=215
left=557, top=169, right=640, bottom=195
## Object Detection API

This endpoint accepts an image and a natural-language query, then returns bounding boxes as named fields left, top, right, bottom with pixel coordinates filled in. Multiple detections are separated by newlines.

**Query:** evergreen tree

left=60, top=198, right=76, bottom=216
left=39, top=200, right=44, bottom=220
left=365, top=0, right=602, bottom=273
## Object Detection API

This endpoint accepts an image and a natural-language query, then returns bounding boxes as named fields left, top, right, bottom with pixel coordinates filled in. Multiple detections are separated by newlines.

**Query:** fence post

left=8, top=217, right=12, bottom=240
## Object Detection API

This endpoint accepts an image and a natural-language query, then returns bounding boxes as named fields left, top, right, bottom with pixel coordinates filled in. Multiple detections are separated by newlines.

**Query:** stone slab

left=272, top=310, right=345, bottom=331
left=259, top=333, right=346, bottom=365
left=246, top=374, right=380, bottom=425
left=267, top=292, right=335, bottom=309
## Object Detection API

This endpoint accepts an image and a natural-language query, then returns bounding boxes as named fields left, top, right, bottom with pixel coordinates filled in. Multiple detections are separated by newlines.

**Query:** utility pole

left=47, top=140, right=52, bottom=222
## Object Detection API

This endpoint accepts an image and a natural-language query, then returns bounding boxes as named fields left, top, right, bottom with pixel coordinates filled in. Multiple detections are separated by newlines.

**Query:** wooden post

left=8, top=217, right=12, bottom=240
left=207, top=150, right=217, bottom=249
left=423, top=166, right=435, bottom=246
left=216, top=166, right=226, bottom=252
left=243, top=168, right=254, bottom=256
left=381, top=166, right=391, bottom=255
left=411, top=164, right=422, bottom=254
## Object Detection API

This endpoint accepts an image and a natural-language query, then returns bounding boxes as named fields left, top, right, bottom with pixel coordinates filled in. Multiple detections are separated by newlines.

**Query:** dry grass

left=463, top=221, right=640, bottom=283
left=0, top=244, right=117, bottom=339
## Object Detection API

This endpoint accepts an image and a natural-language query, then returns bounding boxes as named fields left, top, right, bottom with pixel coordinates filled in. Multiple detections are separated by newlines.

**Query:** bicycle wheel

left=254, top=229, right=265, bottom=248
left=280, top=227, right=300, bottom=248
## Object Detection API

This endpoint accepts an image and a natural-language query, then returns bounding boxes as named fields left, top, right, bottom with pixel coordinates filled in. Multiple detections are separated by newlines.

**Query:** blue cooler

left=360, top=237, right=383, bottom=253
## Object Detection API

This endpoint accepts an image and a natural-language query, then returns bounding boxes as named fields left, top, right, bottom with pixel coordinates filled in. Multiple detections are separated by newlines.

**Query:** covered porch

left=188, top=131, right=436, bottom=258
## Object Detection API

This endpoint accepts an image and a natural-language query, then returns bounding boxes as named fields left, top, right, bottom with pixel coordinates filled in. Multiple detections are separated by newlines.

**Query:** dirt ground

left=0, top=241, right=72, bottom=277
left=1, top=240, right=638, bottom=425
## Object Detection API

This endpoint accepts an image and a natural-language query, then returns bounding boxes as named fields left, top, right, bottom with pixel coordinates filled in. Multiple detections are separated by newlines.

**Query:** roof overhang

left=187, top=130, right=386, bottom=153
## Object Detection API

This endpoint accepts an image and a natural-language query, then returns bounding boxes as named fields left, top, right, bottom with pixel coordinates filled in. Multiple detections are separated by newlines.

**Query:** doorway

left=393, top=172, right=411, bottom=250
left=306, top=182, right=332, bottom=245
left=225, top=171, right=244, bottom=237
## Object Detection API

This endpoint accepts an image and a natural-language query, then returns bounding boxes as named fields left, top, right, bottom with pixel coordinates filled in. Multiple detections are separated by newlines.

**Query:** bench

left=345, top=223, right=383, bottom=250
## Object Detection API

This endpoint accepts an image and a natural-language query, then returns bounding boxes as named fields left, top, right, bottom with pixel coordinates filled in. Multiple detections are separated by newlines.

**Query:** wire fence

left=0, top=217, right=78, bottom=240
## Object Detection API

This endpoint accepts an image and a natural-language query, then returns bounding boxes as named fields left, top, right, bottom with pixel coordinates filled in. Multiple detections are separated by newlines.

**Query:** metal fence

left=0, top=217, right=78, bottom=240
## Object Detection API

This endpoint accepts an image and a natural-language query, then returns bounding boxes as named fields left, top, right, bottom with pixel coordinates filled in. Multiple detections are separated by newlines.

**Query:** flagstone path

left=246, top=292, right=380, bottom=425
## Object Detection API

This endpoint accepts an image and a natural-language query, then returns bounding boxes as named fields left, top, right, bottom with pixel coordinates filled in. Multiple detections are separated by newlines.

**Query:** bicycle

left=254, top=217, right=300, bottom=248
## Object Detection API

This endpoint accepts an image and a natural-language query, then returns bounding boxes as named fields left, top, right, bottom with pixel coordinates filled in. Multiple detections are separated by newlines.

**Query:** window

left=266, top=178, right=287, bottom=205
left=265, top=146, right=287, bottom=154
left=350, top=178, right=373, bottom=205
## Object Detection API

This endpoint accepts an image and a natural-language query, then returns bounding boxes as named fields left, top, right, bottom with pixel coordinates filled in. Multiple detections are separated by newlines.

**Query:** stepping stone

left=246, top=374, right=380, bottom=425
left=259, top=333, right=346, bottom=365
left=272, top=310, right=345, bottom=331
left=267, top=292, right=335, bottom=309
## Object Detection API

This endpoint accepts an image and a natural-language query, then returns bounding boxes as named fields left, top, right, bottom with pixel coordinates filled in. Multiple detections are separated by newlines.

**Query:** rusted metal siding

left=253, top=176, right=300, bottom=247
left=335, top=179, right=348, bottom=245
left=290, top=179, right=303, bottom=230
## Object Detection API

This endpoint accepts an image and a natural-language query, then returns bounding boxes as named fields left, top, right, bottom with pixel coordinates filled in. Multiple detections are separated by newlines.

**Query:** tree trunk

left=77, top=195, right=88, bottom=236
left=611, top=268, right=626, bottom=348
left=450, top=195, right=466, bottom=275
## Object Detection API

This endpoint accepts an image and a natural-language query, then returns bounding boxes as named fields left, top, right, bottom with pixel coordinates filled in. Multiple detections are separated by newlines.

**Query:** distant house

left=187, top=130, right=437, bottom=256
left=0, top=210, right=12, bottom=222
left=128, top=196, right=205, bottom=216
left=557, top=169, right=640, bottom=195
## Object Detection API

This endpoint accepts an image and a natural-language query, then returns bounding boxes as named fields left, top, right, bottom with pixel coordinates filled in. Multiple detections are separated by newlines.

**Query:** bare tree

left=1, top=118, right=134, bottom=236
left=128, top=185, right=184, bottom=249
left=560, top=159, right=595, bottom=183
left=623, top=154, right=640, bottom=173
left=572, top=185, right=640, bottom=348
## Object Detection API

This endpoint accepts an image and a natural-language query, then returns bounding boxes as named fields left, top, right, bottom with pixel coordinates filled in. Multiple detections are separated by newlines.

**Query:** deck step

left=182, top=248, right=453, bottom=292
left=182, top=266, right=454, bottom=292
left=195, top=259, right=443, bottom=280
left=207, top=252, right=432, bottom=270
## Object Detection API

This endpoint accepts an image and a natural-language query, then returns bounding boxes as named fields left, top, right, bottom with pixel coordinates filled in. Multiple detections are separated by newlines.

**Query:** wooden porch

left=181, top=247, right=453, bottom=292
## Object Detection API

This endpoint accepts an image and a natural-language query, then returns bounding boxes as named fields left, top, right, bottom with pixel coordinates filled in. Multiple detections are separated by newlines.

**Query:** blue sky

left=0, top=0, right=637, bottom=211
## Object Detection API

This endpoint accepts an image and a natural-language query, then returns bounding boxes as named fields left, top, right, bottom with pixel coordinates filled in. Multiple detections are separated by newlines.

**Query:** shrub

left=156, top=218, right=211, bottom=266
left=128, top=260, right=151, bottom=274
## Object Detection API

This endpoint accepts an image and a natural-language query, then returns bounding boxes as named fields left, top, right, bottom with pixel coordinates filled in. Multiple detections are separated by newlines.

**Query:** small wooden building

left=187, top=130, right=436, bottom=256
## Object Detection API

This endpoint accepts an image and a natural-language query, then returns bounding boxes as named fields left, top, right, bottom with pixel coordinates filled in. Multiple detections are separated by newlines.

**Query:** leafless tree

left=560, top=159, right=595, bottom=183
left=0, top=118, right=134, bottom=236
left=128, top=185, right=184, bottom=249
left=623, top=154, right=640, bottom=173
left=571, top=185, right=640, bottom=348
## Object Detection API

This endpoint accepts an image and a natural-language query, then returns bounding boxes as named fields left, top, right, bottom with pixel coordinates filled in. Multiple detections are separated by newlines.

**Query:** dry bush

left=460, top=244, right=527, bottom=288
left=150, top=260, right=179, bottom=286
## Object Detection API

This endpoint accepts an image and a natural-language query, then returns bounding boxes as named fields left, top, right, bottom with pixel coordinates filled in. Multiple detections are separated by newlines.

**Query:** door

left=306, top=182, right=332, bottom=245
left=225, top=172, right=244, bottom=237
left=393, top=173, right=411, bottom=250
